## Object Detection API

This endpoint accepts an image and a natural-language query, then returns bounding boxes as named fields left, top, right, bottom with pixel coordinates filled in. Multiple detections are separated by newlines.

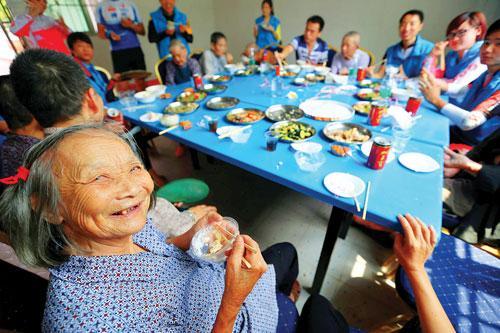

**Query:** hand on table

left=394, top=214, right=436, bottom=273
left=444, top=147, right=482, bottom=174
left=188, top=204, right=217, bottom=222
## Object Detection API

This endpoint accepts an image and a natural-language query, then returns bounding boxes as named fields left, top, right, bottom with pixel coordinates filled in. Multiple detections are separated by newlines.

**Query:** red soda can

left=367, top=137, right=391, bottom=170
left=405, top=96, right=422, bottom=116
left=275, top=65, right=281, bottom=76
left=106, top=108, right=122, bottom=122
left=357, top=68, right=366, bottom=81
left=193, top=74, right=203, bottom=90
left=368, top=101, right=386, bottom=126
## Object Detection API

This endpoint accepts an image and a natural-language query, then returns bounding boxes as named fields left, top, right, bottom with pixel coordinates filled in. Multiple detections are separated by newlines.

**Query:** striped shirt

left=290, top=35, right=329, bottom=65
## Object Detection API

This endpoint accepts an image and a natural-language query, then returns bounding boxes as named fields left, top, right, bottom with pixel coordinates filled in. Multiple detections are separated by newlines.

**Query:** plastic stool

left=156, top=178, right=209, bottom=204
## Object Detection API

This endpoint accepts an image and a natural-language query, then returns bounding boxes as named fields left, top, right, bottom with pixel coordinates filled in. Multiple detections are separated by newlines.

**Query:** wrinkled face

left=399, top=14, right=423, bottom=43
left=55, top=131, right=154, bottom=245
left=341, top=37, right=358, bottom=60
left=261, top=2, right=272, bottom=17
left=160, top=0, right=175, bottom=15
left=212, top=37, right=227, bottom=57
left=480, top=31, right=500, bottom=68
left=171, top=46, right=187, bottom=67
left=447, top=20, right=480, bottom=52
left=304, top=22, right=321, bottom=44
left=71, top=40, right=94, bottom=63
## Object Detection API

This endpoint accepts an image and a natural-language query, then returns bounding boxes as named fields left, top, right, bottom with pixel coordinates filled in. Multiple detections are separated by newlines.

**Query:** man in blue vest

left=148, top=0, right=193, bottom=59
left=368, top=9, right=434, bottom=78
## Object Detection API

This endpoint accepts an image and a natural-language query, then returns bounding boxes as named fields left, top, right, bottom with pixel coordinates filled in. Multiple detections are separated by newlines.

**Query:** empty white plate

left=360, top=141, right=396, bottom=163
left=291, top=142, right=323, bottom=154
left=139, top=112, right=162, bottom=122
left=324, top=172, right=366, bottom=198
left=398, top=152, right=440, bottom=173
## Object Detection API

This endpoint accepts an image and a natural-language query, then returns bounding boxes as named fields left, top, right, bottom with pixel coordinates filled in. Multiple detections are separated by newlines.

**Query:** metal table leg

left=310, top=206, right=353, bottom=294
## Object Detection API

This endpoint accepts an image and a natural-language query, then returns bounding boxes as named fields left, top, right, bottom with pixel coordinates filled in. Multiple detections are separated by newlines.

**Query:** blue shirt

left=96, top=0, right=142, bottom=51
left=43, top=219, right=279, bottom=332
left=291, top=35, right=329, bottom=65
left=385, top=35, right=434, bottom=78
left=255, top=15, right=281, bottom=49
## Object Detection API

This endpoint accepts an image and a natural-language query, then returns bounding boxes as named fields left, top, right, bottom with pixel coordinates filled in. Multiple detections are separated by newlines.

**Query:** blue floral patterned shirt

left=42, top=219, right=278, bottom=332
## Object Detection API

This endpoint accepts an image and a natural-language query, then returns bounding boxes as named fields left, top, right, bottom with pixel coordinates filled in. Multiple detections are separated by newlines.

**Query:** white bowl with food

left=314, top=67, right=330, bottom=75
left=284, top=64, right=301, bottom=73
left=134, top=91, right=156, bottom=104
left=160, top=114, right=180, bottom=127
left=145, top=85, right=166, bottom=97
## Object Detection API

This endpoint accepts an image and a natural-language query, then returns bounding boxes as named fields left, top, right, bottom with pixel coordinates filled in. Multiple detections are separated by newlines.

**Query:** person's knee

left=274, top=242, right=298, bottom=259
left=305, top=294, right=331, bottom=312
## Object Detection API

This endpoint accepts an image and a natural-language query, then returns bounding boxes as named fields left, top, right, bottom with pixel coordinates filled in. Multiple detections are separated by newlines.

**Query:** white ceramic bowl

left=160, top=114, right=180, bottom=127
left=145, top=85, right=166, bottom=97
left=314, top=67, right=330, bottom=75
left=284, top=64, right=301, bottom=73
left=224, top=64, right=243, bottom=75
left=134, top=91, right=156, bottom=104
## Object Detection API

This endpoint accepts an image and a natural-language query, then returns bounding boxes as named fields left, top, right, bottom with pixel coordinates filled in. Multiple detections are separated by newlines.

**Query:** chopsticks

left=218, top=125, right=251, bottom=140
left=354, top=197, right=361, bottom=212
left=214, top=223, right=256, bottom=269
left=159, top=125, right=178, bottom=135
left=362, top=181, right=371, bottom=220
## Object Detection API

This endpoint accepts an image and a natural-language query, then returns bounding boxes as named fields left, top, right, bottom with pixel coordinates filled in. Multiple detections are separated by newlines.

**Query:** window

left=45, top=0, right=99, bottom=33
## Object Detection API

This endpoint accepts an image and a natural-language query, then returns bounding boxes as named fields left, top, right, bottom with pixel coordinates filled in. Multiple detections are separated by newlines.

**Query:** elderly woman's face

left=341, top=37, right=358, bottom=60
left=54, top=131, right=154, bottom=244
left=171, top=46, right=187, bottom=67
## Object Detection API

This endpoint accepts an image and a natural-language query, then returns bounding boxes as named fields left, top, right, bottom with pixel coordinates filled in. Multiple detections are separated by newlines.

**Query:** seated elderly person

left=330, top=31, right=370, bottom=75
left=200, top=32, right=234, bottom=75
left=0, top=124, right=303, bottom=331
left=159, top=39, right=202, bottom=85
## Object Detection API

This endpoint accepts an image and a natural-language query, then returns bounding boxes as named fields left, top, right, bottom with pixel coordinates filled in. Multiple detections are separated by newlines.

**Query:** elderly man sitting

left=330, top=31, right=371, bottom=75
left=159, top=39, right=202, bottom=85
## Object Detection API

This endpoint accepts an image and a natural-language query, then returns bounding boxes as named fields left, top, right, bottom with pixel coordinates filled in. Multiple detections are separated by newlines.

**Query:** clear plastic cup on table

left=265, top=131, right=279, bottom=151
left=190, top=217, right=239, bottom=263
left=392, top=124, right=412, bottom=153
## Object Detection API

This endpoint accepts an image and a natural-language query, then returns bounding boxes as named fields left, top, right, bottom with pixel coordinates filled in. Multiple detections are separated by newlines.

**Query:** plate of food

left=270, top=121, right=316, bottom=142
left=226, top=108, right=265, bottom=124
left=358, top=79, right=380, bottom=89
left=284, top=64, right=301, bottom=73
left=139, top=112, right=162, bottom=123
left=305, top=73, right=326, bottom=83
left=323, top=123, right=371, bottom=145
left=280, top=70, right=299, bottom=78
left=299, top=100, right=354, bottom=122
left=165, top=101, right=199, bottom=114
left=207, top=75, right=232, bottom=83
left=202, top=83, right=227, bottom=95
left=206, top=97, right=240, bottom=110
left=176, top=90, right=207, bottom=103
left=265, top=104, right=304, bottom=122
left=234, top=67, right=255, bottom=76
left=356, top=88, right=381, bottom=101
left=352, top=101, right=372, bottom=115
left=292, top=77, right=307, bottom=86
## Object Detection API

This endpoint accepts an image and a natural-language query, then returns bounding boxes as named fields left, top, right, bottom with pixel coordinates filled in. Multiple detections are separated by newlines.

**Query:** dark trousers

left=297, top=294, right=350, bottom=333
left=262, top=242, right=299, bottom=296
left=111, top=47, right=146, bottom=73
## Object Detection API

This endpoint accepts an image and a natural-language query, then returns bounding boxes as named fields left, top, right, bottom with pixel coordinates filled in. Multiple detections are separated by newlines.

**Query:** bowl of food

left=160, top=114, right=180, bottom=127
left=292, top=77, right=306, bottom=86
left=202, top=83, right=227, bottom=95
left=206, top=97, right=240, bottom=110
left=265, top=104, right=304, bottom=122
left=356, top=88, right=381, bottom=101
left=190, top=217, right=239, bottom=262
left=284, top=64, right=301, bottom=73
left=165, top=101, right=199, bottom=114
left=323, top=122, right=372, bottom=145
left=134, top=91, right=156, bottom=104
left=208, top=74, right=233, bottom=83
left=314, top=67, right=330, bottom=75
left=145, top=85, right=167, bottom=97
left=270, top=120, right=316, bottom=142
left=352, top=101, right=372, bottom=115
left=177, top=90, right=207, bottom=103
left=226, top=108, right=265, bottom=124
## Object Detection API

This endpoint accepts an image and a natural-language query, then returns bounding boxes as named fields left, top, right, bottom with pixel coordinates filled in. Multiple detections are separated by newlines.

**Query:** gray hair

left=169, top=39, right=186, bottom=52
left=0, top=124, right=152, bottom=268
left=343, top=31, right=361, bottom=46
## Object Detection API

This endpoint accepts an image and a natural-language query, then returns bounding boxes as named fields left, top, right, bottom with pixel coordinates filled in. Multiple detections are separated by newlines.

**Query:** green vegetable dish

left=270, top=121, right=316, bottom=142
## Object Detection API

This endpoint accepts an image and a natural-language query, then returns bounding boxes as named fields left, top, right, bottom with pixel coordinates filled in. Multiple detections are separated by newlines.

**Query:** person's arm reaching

left=275, top=44, right=294, bottom=63
left=394, top=214, right=455, bottom=333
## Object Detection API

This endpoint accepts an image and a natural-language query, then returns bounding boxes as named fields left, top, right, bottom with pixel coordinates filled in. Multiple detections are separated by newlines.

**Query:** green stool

left=156, top=178, right=210, bottom=204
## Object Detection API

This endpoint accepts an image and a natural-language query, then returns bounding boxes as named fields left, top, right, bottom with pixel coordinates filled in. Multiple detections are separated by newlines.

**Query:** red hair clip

left=0, top=166, right=30, bottom=185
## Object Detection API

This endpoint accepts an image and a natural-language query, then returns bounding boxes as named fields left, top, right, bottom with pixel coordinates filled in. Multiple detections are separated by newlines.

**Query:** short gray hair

left=343, top=31, right=361, bottom=46
left=169, top=39, right=186, bottom=52
left=0, top=124, right=151, bottom=268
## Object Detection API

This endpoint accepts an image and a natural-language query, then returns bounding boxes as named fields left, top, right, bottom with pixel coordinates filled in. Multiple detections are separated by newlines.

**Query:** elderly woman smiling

left=0, top=125, right=301, bottom=332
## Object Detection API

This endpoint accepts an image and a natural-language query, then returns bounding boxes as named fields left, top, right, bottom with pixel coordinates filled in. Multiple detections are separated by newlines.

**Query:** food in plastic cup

left=405, top=96, right=422, bottom=116
left=265, top=131, right=279, bottom=151
left=190, top=217, right=239, bottom=262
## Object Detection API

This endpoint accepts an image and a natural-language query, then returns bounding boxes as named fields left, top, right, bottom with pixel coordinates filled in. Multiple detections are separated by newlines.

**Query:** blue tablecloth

left=108, top=75, right=447, bottom=233
left=397, top=233, right=500, bottom=333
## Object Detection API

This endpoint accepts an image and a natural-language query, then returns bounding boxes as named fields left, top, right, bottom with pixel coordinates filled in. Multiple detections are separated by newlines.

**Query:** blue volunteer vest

left=457, top=71, right=500, bottom=144
left=151, top=7, right=189, bottom=58
left=385, top=35, right=434, bottom=78
left=255, top=15, right=280, bottom=48
left=445, top=41, right=483, bottom=79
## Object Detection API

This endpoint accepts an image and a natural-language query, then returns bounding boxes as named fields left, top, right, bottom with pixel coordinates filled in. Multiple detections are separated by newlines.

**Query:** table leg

left=310, top=206, right=353, bottom=294
left=189, top=148, right=200, bottom=170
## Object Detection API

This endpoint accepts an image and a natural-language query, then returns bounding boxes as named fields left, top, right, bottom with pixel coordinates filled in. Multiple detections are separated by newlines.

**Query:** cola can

left=368, top=101, right=386, bottom=126
left=357, top=68, right=367, bottom=81
left=367, top=137, right=391, bottom=170
left=106, top=108, right=122, bottom=122
left=405, top=96, right=422, bottom=116
left=193, top=74, right=203, bottom=90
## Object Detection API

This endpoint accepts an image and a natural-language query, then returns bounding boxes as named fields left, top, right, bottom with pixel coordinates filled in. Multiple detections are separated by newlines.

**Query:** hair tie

left=0, top=166, right=30, bottom=185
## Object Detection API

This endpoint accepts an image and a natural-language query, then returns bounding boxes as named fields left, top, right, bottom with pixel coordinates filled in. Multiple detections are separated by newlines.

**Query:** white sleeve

left=446, top=59, right=487, bottom=95
left=290, top=37, right=299, bottom=50
left=440, top=104, right=486, bottom=130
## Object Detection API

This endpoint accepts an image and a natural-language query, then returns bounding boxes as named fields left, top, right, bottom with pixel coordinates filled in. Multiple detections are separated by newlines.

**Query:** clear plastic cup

left=265, top=131, right=279, bottom=151
left=392, top=125, right=411, bottom=153
left=190, top=217, right=239, bottom=262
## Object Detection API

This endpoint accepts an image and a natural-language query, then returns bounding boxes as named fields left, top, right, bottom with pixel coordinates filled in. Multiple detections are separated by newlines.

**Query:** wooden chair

left=94, top=65, right=112, bottom=80
left=154, top=54, right=172, bottom=85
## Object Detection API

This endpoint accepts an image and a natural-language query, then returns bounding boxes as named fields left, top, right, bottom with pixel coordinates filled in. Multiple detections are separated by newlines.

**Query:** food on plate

left=273, top=122, right=315, bottom=141
left=353, top=102, right=372, bottom=115
left=328, top=127, right=370, bottom=143
left=209, top=75, right=232, bottom=83
left=180, top=120, right=192, bottom=130
left=331, top=145, right=351, bottom=157
left=305, top=73, right=325, bottom=82
left=177, top=90, right=207, bottom=103
left=266, top=106, right=304, bottom=121
left=357, top=90, right=381, bottom=101
left=165, top=102, right=198, bottom=114
left=226, top=109, right=264, bottom=124
left=280, top=71, right=298, bottom=77
left=235, top=67, right=254, bottom=76
left=206, top=228, right=227, bottom=255
left=203, top=84, right=225, bottom=94
left=159, top=93, right=172, bottom=99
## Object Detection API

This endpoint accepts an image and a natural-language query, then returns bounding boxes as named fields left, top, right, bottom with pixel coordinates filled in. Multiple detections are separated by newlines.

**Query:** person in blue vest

left=67, top=32, right=118, bottom=103
left=148, top=0, right=193, bottom=59
left=253, top=0, right=281, bottom=51
left=419, top=19, right=500, bottom=146
left=368, top=10, right=433, bottom=79
left=424, top=12, right=488, bottom=105
left=95, top=0, right=146, bottom=74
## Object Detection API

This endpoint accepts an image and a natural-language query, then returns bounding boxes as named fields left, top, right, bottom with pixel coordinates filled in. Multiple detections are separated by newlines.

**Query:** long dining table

left=108, top=72, right=449, bottom=293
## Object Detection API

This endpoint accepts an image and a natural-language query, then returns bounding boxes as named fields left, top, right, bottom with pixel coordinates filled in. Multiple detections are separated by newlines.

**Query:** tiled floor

left=149, top=136, right=415, bottom=331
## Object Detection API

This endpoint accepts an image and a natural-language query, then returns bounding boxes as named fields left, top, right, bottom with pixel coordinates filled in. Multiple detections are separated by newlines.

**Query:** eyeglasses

left=447, top=27, right=475, bottom=40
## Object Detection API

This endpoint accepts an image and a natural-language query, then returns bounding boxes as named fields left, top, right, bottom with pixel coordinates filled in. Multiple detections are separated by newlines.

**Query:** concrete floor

left=149, top=136, right=415, bottom=332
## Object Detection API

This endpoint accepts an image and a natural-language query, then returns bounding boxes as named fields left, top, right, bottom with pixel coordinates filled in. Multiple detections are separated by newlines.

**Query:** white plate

left=291, top=142, right=323, bottom=154
left=299, top=100, right=354, bottom=121
left=139, top=112, right=162, bottom=123
left=360, top=141, right=395, bottom=163
left=398, top=152, right=440, bottom=173
left=324, top=172, right=366, bottom=198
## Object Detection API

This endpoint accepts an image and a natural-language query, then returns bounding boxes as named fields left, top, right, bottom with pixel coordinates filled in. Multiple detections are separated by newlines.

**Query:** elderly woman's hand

left=167, top=212, right=222, bottom=251
left=444, top=147, right=482, bottom=175
left=188, top=205, right=217, bottom=222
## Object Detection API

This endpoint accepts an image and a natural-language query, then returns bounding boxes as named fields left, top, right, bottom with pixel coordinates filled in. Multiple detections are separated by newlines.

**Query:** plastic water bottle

left=271, top=65, right=283, bottom=97
left=348, top=68, right=357, bottom=85
left=249, top=48, right=256, bottom=66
